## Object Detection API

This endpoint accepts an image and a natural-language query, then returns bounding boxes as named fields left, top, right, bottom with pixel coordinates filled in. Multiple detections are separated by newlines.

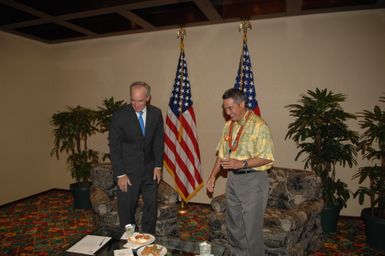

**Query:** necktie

left=138, top=111, right=145, bottom=136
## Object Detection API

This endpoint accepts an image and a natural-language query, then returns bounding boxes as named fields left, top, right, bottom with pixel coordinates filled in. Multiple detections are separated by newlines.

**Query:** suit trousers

left=226, top=170, right=269, bottom=256
left=117, top=176, right=158, bottom=234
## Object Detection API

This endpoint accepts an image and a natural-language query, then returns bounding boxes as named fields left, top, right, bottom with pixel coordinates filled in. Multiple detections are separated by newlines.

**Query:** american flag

left=234, top=40, right=261, bottom=116
left=164, top=48, right=203, bottom=202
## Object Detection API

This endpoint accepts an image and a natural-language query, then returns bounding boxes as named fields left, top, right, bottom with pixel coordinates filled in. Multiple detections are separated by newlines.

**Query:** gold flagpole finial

left=177, top=26, right=186, bottom=50
left=177, top=26, right=186, bottom=40
left=239, top=19, right=252, bottom=41
left=239, top=19, right=252, bottom=33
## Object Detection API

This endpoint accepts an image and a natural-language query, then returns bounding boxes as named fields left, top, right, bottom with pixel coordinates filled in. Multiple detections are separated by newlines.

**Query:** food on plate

left=141, top=244, right=164, bottom=256
left=128, top=233, right=152, bottom=244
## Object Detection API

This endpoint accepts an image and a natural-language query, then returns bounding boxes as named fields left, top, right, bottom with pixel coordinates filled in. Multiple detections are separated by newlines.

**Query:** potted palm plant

left=50, top=106, right=99, bottom=209
left=286, top=88, right=359, bottom=233
left=96, top=97, right=127, bottom=161
left=353, top=94, right=385, bottom=251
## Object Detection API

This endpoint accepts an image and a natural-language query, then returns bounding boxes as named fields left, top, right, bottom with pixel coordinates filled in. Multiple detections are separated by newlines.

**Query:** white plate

left=127, top=232, right=155, bottom=245
left=113, top=248, right=133, bottom=256
left=137, top=244, right=167, bottom=256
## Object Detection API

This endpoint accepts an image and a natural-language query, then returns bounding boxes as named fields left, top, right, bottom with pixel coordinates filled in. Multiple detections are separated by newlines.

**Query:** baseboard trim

left=0, top=188, right=70, bottom=208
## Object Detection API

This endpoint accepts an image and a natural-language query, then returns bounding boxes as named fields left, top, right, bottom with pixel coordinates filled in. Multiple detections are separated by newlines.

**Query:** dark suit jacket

left=108, top=104, right=164, bottom=180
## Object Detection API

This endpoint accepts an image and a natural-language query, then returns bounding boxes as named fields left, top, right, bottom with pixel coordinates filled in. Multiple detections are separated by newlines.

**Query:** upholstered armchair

left=209, top=166, right=324, bottom=256
left=90, top=163, right=179, bottom=236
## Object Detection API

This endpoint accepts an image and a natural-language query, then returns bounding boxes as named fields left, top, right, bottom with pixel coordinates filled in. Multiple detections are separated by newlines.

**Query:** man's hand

left=118, top=175, right=132, bottom=192
left=153, top=168, right=162, bottom=184
left=207, top=157, right=222, bottom=193
left=207, top=176, right=216, bottom=193
left=219, top=158, right=244, bottom=170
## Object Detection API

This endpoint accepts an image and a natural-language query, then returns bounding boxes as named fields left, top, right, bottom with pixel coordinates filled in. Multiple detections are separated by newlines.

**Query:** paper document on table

left=66, top=235, right=111, bottom=255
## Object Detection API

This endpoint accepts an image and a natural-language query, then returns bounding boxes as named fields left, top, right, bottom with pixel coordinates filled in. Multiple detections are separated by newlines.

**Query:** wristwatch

left=242, top=160, right=248, bottom=168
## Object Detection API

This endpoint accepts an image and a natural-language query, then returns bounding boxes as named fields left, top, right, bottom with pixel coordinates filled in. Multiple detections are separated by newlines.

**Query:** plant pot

left=70, top=182, right=92, bottom=209
left=361, top=208, right=385, bottom=251
left=321, top=205, right=341, bottom=233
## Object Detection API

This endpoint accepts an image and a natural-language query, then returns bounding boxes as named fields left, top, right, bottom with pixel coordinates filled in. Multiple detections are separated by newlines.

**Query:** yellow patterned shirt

left=216, top=111, right=274, bottom=171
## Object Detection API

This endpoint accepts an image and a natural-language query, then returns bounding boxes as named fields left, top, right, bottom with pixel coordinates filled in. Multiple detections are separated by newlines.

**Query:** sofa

left=89, top=163, right=179, bottom=236
left=209, top=166, right=324, bottom=256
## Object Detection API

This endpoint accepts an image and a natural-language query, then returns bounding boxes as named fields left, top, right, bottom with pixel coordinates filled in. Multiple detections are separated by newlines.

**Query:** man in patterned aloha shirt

left=207, top=88, right=274, bottom=256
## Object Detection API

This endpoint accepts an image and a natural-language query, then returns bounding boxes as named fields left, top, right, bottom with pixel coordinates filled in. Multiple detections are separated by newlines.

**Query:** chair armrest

left=158, top=180, right=178, bottom=205
left=90, top=186, right=113, bottom=215
left=211, top=194, right=226, bottom=213
left=264, top=198, right=324, bottom=232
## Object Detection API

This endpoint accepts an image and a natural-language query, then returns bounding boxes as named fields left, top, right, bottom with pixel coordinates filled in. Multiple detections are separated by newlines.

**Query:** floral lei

left=225, top=110, right=252, bottom=152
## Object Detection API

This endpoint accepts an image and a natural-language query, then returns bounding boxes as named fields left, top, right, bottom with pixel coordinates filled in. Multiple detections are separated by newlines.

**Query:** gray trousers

left=226, top=171, right=269, bottom=256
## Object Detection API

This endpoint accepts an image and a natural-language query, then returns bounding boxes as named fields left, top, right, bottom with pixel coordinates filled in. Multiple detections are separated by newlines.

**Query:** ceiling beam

left=117, top=10, right=154, bottom=29
left=193, top=0, right=222, bottom=21
left=57, top=21, right=96, bottom=36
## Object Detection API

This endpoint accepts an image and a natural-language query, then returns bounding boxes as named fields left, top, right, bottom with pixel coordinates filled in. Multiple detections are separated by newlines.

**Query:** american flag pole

left=238, top=20, right=251, bottom=92
left=234, top=20, right=261, bottom=116
left=164, top=27, right=203, bottom=211
left=176, top=27, right=186, bottom=212
left=177, top=29, right=185, bottom=144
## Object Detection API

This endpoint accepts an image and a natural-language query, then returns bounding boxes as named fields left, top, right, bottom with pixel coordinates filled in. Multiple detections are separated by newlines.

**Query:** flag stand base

left=178, top=200, right=188, bottom=214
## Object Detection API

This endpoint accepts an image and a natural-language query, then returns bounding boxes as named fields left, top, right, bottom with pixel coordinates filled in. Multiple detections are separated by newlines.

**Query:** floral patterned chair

left=89, top=163, right=179, bottom=236
left=209, top=166, right=324, bottom=256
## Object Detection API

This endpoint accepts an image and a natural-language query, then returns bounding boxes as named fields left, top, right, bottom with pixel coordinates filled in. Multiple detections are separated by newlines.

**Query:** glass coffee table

left=60, top=226, right=225, bottom=256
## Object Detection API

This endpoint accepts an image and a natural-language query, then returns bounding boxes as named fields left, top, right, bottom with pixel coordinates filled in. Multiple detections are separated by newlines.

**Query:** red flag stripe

left=166, top=110, right=201, bottom=176
left=163, top=148, right=189, bottom=197
left=164, top=142, right=196, bottom=198
left=181, top=108, right=201, bottom=162
left=177, top=113, right=202, bottom=180
left=165, top=110, right=200, bottom=176
left=163, top=136, right=187, bottom=192
left=164, top=111, right=200, bottom=189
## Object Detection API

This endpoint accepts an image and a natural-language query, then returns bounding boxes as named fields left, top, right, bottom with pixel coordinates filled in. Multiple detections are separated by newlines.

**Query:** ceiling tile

left=69, top=13, right=142, bottom=34
left=0, top=3, right=38, bottom=25
left=13, top=0, right=142, bottom=16
left=15, top=23, right=85, bottom=41
left=211, top=0, right=286, bottom=19
left=132, top=2, right=208, bottom=27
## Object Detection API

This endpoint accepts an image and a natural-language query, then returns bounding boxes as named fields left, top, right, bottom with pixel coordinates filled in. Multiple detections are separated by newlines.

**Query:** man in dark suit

left=109, top=81, right=164, bottom=234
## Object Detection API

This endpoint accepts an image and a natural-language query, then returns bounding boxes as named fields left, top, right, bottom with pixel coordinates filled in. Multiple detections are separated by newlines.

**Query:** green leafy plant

left=96, top=97, right=127, bottom=161
left=353, top=95, right=385, bottom=217
left=96, top=97, right=127, bottom=133
left=50, top=106, right=99, bottom=184
left=286, top=88, right=359, bottom=207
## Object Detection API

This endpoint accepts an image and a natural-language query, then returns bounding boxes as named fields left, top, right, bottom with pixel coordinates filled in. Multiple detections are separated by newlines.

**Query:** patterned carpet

left=1, top=189, right=385, bottom=255
left=0, top=190, right=95, bottom=255
left=312, top=217, right=385, bottom=256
